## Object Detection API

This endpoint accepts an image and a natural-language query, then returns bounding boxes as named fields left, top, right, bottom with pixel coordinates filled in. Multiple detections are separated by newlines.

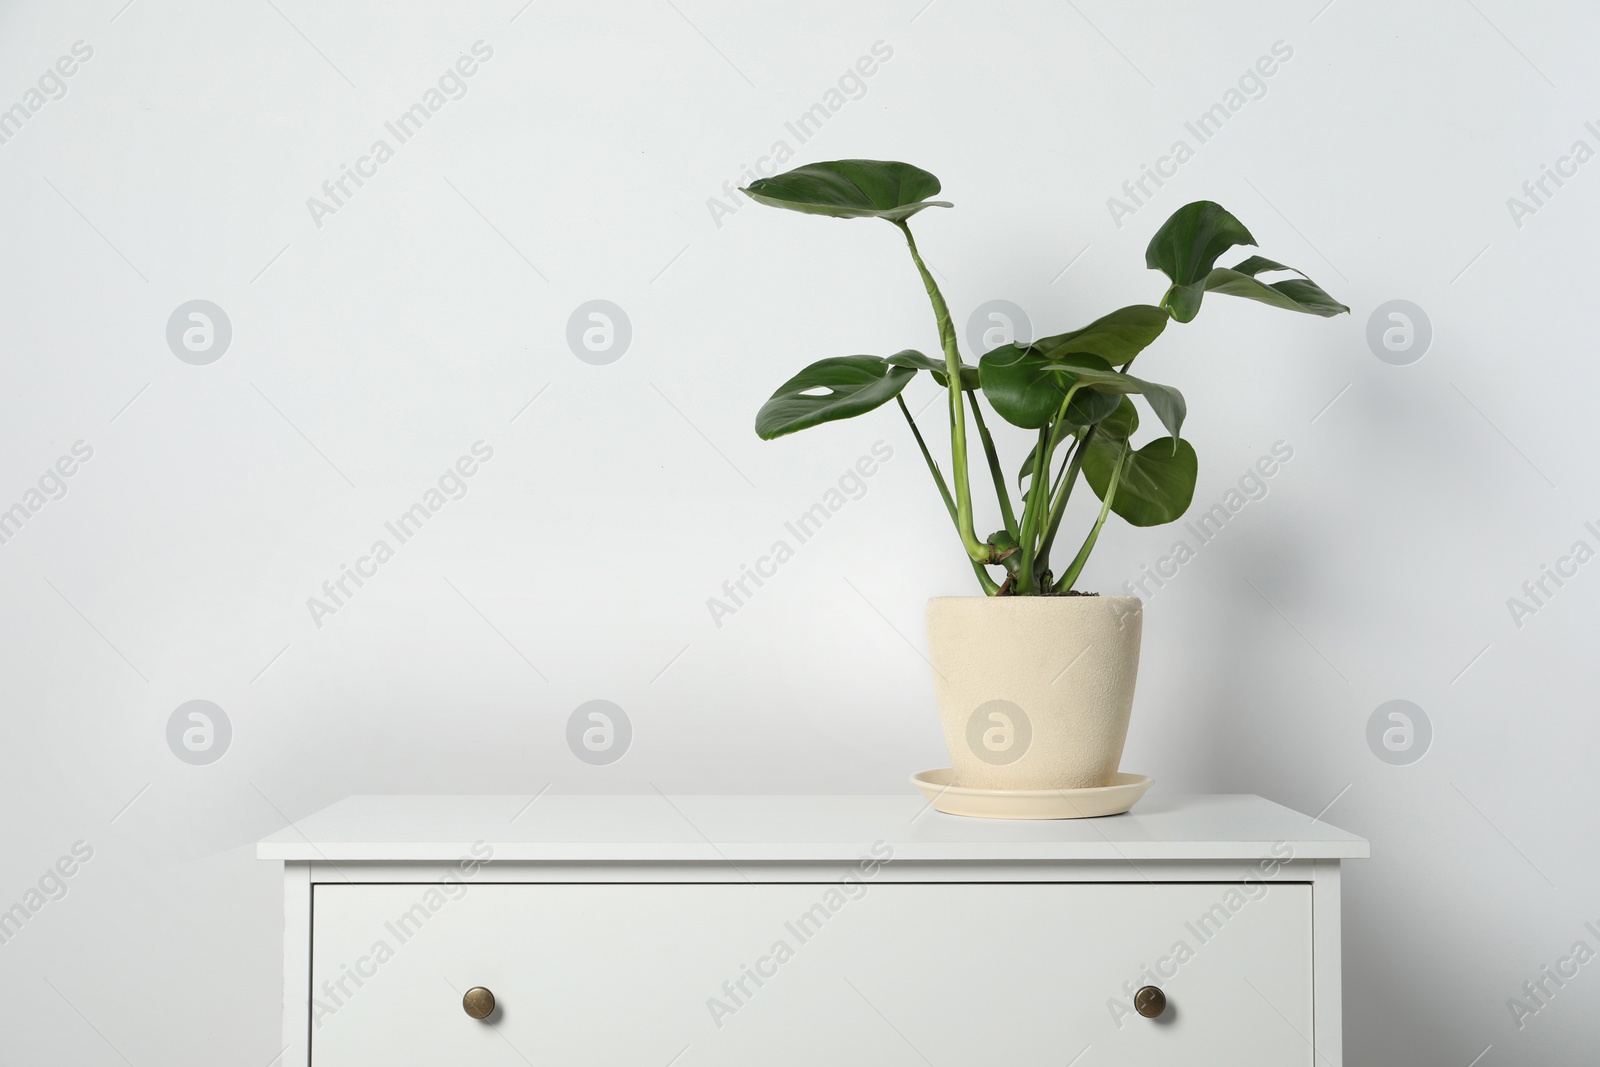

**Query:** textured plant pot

left=926, top=595, right=1143, bottom=791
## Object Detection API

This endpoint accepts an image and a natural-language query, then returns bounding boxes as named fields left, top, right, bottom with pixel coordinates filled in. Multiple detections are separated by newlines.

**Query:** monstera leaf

left=1202, top=256, right=1349, bottom=318
left=885, top=349, right=980, bottom=389
left=980, top=346, right=1131, bottom=431
left=1152, top=201, right=1260, bottom=321
left=1040, top=354, right=1187, bottom=443
left=979, top=344, right=1069, bottom=429
left=1147, top=201, right=1258, bottom=322
left=1032, top=305, right=1169, bottom=368
left=1082, top=435, right=1198, bottom=527
left=1148, top=201, right=1349, bottom=322
left=980, top=347, right=1186, bottom=441
left=755, top=354, right=915, bottom=440
left=741, top=160, right=952, bottom=222
left=1093, top=396, right=1140, bottom=442
left=1065, top=387, right=1122, bottom=428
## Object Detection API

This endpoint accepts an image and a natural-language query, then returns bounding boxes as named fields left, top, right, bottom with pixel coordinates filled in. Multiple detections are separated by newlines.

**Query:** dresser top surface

left=256, top=793, right=1368, bottom=863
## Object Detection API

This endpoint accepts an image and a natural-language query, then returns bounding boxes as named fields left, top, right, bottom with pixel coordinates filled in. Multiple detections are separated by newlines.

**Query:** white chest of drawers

left=258, top=794, right=1367, bottom=1066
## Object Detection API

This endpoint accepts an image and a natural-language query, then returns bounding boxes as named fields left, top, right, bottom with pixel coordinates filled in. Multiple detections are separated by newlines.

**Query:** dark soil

left=994, top=588, right=1101, bottom=597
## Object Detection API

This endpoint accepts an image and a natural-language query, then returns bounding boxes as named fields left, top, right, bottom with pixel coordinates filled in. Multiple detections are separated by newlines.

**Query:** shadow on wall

left=1172, top=515, right=1318, bottom=797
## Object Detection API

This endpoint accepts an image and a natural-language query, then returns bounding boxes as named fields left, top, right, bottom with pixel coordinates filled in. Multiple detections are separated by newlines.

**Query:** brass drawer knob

left=1134, top=985, right=1167, bottom=1019
left=463, top=986, right=496, bottom=1020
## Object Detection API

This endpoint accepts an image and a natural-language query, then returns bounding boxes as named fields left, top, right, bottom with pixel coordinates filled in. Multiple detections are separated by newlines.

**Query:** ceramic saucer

left=910, top=768, right=1153, bottom=819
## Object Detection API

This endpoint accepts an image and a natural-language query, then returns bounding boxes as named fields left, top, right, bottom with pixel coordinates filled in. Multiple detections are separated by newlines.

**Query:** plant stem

left=898, top=395, right=999, bottom=595
left=1036, top=428, right=1092, bottom=575
left=895, top=219, right=987, bottom=564
left=1015, top=385, right=1084, bottom=590
left=1158, top=286, right=1180, bottom=320
left=897, top=395, right=956, bottom=525
left=1014, top=426, right=1051, bottom=594
left=1054, top=439, right=1127, bottom=593
left=966, top=390, right=1017, bottom=539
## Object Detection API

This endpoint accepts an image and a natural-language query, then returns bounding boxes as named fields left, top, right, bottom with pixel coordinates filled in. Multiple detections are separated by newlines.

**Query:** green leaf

left=1022, top=396, right=1132, bottom=491
left=755, top=356, right=915, bottom=440
left=885, top=349, right=980, bottom=390
left=978, top=343, right=1067, bottom=429
left=1093, top=396, right=1140, bottom=442
left=1032, top=305, right=1169, bottom=368
left=1146, top=202, right=1258, bottom=323
left=740, top=160, right=953, bottom=222
left=1203, top=256, right=1349, bottom=318
left=1041, top=354, right=1187, bottom=442
left=1065, top=388, right=1122, bottom=427
left=982, top=343, right=1186, bottom=441
left=1082, top=436, right=1198, bottom=527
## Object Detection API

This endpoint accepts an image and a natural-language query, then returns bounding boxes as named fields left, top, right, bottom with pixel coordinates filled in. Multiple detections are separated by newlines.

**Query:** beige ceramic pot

left=926, top=595, right=1143, bottom=790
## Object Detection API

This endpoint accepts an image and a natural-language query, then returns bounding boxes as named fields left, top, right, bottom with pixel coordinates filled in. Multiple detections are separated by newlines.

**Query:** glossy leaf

left=885, top=349, right=980, bottom=390
left=978, top=343, right=1067, bottom=429
left=1032, top=305, right=1169, bottom=368
left=1041, top=354, right=1187, bottom=442
left=1093, top=396, right=1140, bottom=442
left=740, top=160, right=952, bottom=222
left=1065, top=387, right=1122, bottom=427
left=1146, top=202, right=1258, bottom=322
left=755, top=355, right=915, bottom=440
left=1203, top=256, right=1349, bottom=318
left=1082, top=436, right=1198, bottom=527
left=982, top=344, right=1186, bottom=441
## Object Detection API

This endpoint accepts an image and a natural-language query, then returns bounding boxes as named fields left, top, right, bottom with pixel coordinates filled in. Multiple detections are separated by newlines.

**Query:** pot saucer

left=910, top=768, right=1153, bottom=820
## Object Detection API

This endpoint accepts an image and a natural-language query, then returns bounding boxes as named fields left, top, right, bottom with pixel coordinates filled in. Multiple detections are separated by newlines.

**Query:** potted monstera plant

left=743, top=160, right=1346, bottom=812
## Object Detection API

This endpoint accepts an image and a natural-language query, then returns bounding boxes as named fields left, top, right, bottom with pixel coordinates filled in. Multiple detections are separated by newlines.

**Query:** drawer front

left=309, top=881, right=1313, bottom=1066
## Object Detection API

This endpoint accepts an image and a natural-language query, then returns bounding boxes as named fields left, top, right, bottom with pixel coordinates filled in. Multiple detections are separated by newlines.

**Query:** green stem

left=1016, top=385, right=1084, bottom=587
left=970, top=555, right=1001, bottom=595
left=1014, top=426, right=1051, bottom=593
left=1036, top=428, right=1093, bottom=576
left=1158, top=285, right=1180, bottom=320
left=895, top=220, right=987, bottom=564
left=1054, top=440, right=1127, bottom=593
left=897, top=395, right=956, bottom=526
left=898, top=396, right=999, bottom=595
left=1049, top=440, right=1073, bottom=498
left=966, top=390, right=1017, bottom=539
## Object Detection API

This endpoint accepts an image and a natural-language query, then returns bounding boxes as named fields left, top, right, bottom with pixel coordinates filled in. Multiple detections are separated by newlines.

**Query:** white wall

left=0, top=0, right=1594, bottom=1061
